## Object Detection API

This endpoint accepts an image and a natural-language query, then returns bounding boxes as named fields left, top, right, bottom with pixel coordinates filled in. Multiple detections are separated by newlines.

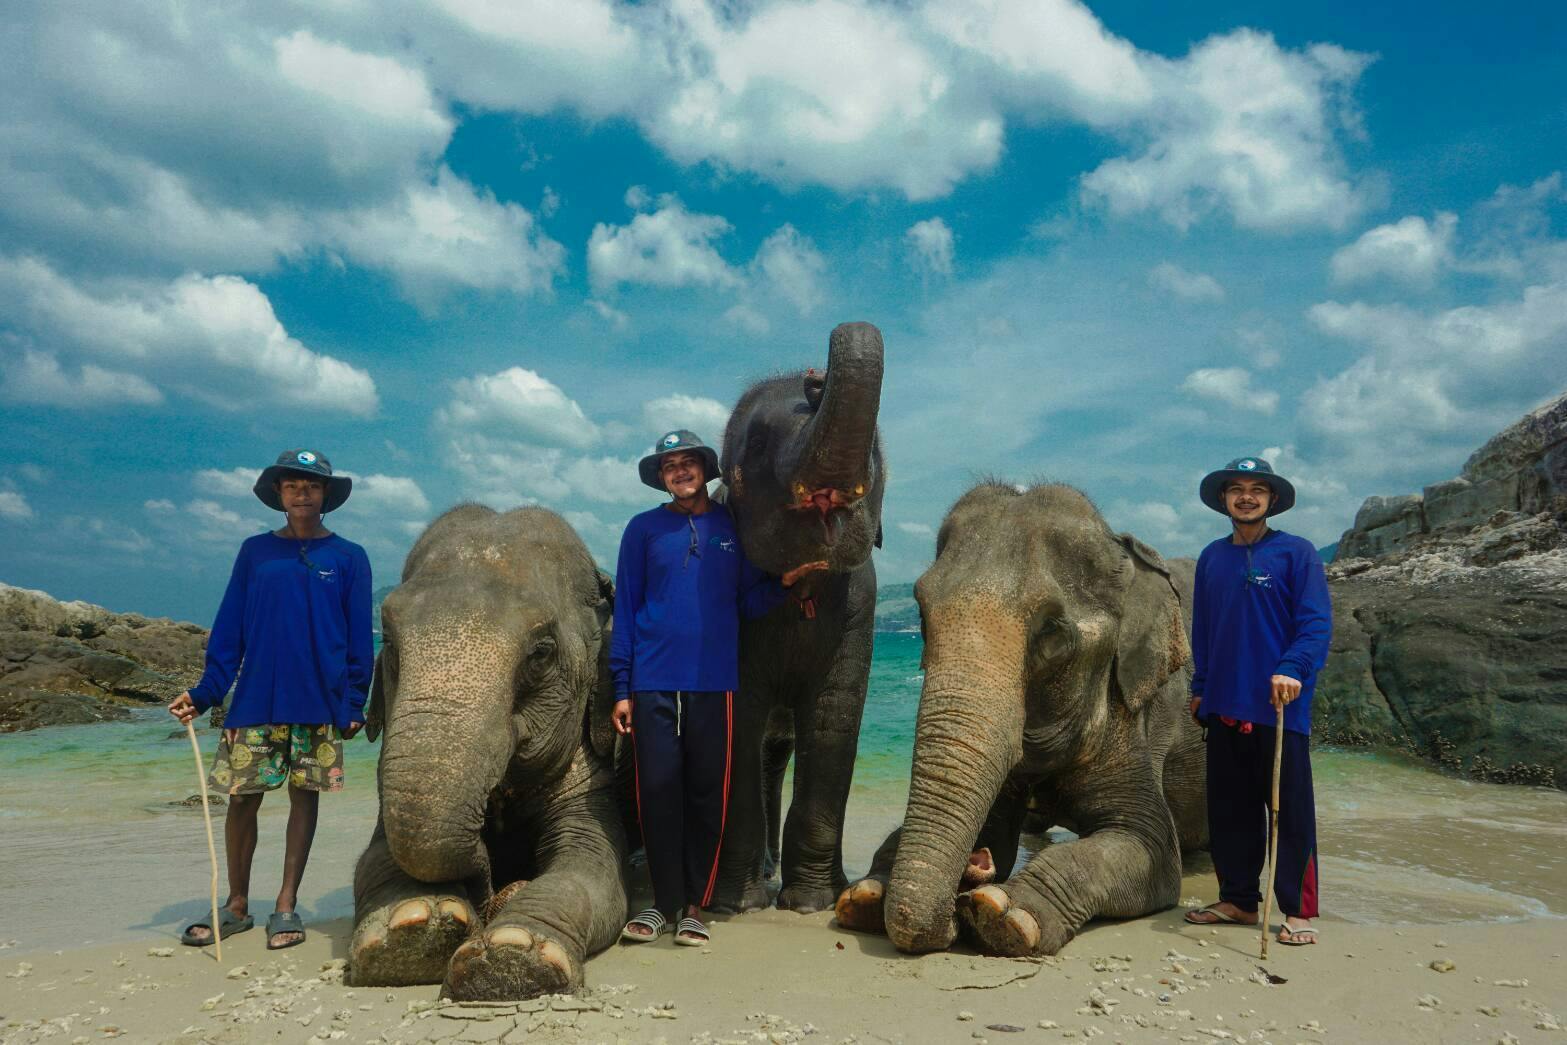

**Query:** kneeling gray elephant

left=347, top=505, right=626, bottom=1000
left=837, top=482, right=1206, bottom=955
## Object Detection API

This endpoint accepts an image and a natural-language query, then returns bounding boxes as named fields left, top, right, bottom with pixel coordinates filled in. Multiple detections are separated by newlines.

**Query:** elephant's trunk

left=885, top=610, right=1026, bottom=953
left=793, top=322, right=883, bottom=499
left=379, top=656, right=514, bottom=884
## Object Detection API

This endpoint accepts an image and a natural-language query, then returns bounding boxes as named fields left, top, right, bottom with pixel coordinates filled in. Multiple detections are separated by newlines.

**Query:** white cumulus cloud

left=1304, top=280, right=1567, bottom=441
left=0, top=490, right=34, bottom=521
left=1148, top=262, right=1225, bottom=303
left=642, top=395, right=731, bottom=442
left=906, top=218, right=956, bottom=277
left=1182, top=367, right=1279, bottom=414
left=588, top=196, right=741, bottom=293
left=0, top=257, right=378, bottom=415
left=1330, top=212, right=1458, bottom=286
left=194, top=468, right=258, bottom=499
left=1, top=349, right=163, bottom=407
left=752, top=225, right=827, bottom=314
left=441, top=367, right=600, bottom=449
left=1080, top=33, right=1372, bottom=231
left=327, top=167, right=566, bottom=309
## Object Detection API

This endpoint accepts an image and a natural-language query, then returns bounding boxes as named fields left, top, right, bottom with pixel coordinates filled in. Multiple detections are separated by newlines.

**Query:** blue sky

left=1, top=0, right=1563, bottom=623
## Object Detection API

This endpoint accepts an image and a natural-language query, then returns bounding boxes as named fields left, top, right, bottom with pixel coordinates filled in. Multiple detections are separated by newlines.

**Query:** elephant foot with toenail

left=957, top=886, right=1057, bottom=957
left=348, top=894, right=475, bottom=987
left=834, top=877, right=886, bottom=933
left=443, top=924, right=580, bottom=1001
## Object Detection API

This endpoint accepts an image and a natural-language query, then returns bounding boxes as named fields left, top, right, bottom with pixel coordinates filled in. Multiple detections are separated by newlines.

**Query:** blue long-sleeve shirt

left=610, top=503, right=787, bottom=699
left=1189, top=529, right=1331, bottom=735
left=189, top=532, right=374, bottom=730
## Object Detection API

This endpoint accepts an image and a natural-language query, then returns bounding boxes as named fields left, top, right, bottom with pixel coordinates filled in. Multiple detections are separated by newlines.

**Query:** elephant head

left=369, top=505, right=615, bottom=887
left=883, top=483, right=1188, bottom=952
left=721, top=321, right=885, bottom=577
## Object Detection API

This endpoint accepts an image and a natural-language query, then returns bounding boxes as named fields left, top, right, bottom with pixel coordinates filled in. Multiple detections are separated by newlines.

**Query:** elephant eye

left=1030, top=615, right=1075, bottom=664
left=527, top=636, right=557, bottom=664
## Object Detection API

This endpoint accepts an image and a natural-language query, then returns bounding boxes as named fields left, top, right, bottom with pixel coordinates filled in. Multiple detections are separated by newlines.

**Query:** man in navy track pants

left=609, top=430, right=825, bottom=947
left=1184, top=456, right=1332, bottom=947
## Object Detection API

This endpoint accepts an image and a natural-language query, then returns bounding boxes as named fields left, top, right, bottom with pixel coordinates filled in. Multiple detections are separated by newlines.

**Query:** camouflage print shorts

left=208, top=724, right=345, bottom=795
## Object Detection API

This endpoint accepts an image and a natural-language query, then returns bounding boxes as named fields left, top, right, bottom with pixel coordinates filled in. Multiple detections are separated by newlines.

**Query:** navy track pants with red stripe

left=1204, top=720, right=1320, bottom=919
left=630, top=690, right=732, bottom=917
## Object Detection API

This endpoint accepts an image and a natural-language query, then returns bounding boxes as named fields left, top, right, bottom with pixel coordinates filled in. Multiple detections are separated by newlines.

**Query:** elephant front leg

left=957, top=780, right=1181, bottom=956
left=444, top=762, right=628, bottom=1000
left=348, top=821, right=478, bottom=987
left=835, top=826, right=900, bottom=933
left=778, top=634, right=871, bottom=912
left=838, top=781, right=1028, bottom=933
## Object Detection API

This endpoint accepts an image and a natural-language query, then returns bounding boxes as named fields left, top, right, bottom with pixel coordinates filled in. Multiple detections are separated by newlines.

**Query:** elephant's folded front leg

left=348, top=828, right=479, bottom=987
left=957, top=820, right=1181, bottom=957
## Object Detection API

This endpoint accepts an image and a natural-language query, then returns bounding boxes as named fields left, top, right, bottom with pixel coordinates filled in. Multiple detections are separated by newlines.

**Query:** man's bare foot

left=1277, top=917, right=1316, bottom=945
left=1183, top=901, right=1259, bottom=926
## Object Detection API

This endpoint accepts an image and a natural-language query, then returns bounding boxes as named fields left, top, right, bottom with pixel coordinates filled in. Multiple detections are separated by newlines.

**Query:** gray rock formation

left=1321, top=390, right=1567, bottom=788
left=1337, top=391, right=1567, bottom=560
left=0, top=583, right=209, bottom=733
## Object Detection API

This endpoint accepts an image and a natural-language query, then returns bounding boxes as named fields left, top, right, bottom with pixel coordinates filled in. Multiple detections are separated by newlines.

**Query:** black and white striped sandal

left=674, top=916, right=710, bottom=947
left=620, top=908, right=667, bottom=942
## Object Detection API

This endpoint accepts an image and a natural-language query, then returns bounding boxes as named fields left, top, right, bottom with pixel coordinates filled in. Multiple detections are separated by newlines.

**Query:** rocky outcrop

left=0, top=583, right=208, bottom=733
left=1320, top=390, right=1567, bottom=788
left=1337, top=391, right=1567, bottom=560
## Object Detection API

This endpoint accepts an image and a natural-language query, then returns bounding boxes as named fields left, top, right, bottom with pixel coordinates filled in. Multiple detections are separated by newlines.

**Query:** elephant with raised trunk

left=347, top=505, right=626, bottom=1000
left=836, top=482, right=1206, bottom=955
left=711, top=321, right=886, bottom=913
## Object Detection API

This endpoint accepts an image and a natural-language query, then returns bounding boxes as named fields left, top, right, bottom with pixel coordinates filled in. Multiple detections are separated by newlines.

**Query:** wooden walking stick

left=1259, top=708, right=1284, bottom=958
left=185, top=720, right=223, bottom=962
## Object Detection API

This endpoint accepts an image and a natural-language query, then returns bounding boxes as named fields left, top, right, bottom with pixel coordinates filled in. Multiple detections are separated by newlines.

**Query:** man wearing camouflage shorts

left=170, top=449, right=372, bottom=950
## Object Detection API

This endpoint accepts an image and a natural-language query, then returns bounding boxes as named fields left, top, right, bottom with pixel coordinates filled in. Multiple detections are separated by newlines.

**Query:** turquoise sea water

left=1, top=632, right=1563, bottom=953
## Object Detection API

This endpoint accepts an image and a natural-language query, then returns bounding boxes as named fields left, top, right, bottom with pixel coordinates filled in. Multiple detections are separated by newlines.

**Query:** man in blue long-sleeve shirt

left=169, top=449, right=372, bottom=951
left=1184, top=456, right=1331, bottom=947
left=610, top=430, right=823, bottom=947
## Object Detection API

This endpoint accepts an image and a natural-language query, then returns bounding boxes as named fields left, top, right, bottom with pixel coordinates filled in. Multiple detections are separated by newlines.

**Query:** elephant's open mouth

left=787, top=485, right=863, bottom=545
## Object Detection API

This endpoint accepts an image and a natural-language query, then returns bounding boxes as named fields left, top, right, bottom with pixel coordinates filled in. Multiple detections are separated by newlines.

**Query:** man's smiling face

left=277, top=475, right=326, bottom=517
left=660, top=450, right=706, bottom=500
left=1223, top=478, right=1273, bottom=524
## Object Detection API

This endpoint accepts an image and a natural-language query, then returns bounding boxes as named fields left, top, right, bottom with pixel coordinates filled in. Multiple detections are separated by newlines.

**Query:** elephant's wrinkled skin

left=347, top=506, right=626, bottom=1000
left=710, top=321, right=886, bottom=913
left=837, top=482, right=1206, bottom=955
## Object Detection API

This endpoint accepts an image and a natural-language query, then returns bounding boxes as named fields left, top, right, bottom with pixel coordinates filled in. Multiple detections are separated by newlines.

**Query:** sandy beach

left=3, top=883, right=1564, bottom=1045
left=5, top=702, right=1567, bottom=1043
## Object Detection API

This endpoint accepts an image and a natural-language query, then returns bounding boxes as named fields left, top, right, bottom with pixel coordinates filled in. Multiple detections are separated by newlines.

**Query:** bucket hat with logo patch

left=637, top=430, right=720, bottom=491
left=1199, top=456, right=1295, bottom=517
left=254, top=449, right=352, bottom=513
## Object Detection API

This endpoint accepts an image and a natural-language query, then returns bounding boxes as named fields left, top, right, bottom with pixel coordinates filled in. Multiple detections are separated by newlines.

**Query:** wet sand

left=3, top=882, right=1563, bottom=1044
left=4, top=705, right=1567, bottom=1042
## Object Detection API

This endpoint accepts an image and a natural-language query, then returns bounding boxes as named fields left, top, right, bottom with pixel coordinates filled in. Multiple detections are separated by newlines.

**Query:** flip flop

left=266, top=910, right=306, bottom=950
left=620, top=909, right=667, bottom=943
left=674, top=916, right=710, bottom=947
left=180, top=909, right=254, bottom=947
left=1277, top=925, right=1318, bottom=946
left=1184, top=903, right=1255, bottom=926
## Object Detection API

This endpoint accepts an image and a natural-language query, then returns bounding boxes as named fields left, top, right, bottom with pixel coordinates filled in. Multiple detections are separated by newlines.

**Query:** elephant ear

left=1111, top=533, right=1190, bottom=714
left=365, top=649, right=387, bottom=743
left=586, top=569, right=617, bottom=759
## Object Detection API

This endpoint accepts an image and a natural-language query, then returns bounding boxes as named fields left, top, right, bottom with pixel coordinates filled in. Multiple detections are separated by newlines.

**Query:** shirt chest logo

left=710, top=536, right=736, bottom=553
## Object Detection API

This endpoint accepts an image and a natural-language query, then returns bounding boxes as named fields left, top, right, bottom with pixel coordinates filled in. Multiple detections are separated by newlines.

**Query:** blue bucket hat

left=1199, top=456, right=1295, bottom=517
left=254, top=449, right=352, bottom=513
left=638, top=430, right=720, bottom=491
